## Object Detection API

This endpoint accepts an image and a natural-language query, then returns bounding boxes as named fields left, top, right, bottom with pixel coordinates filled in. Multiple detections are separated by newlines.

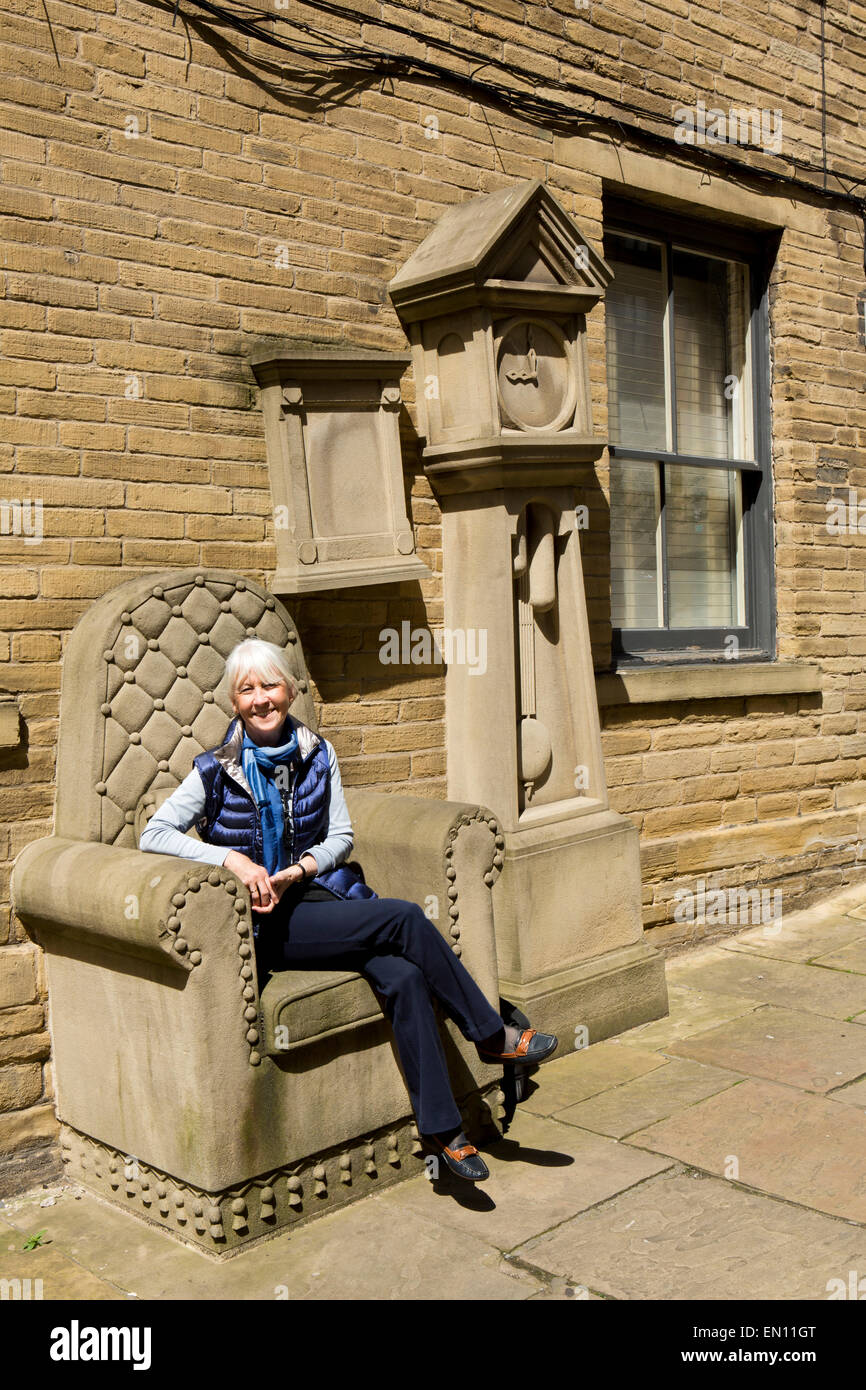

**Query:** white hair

left=225, top=639, right=297, bottom=702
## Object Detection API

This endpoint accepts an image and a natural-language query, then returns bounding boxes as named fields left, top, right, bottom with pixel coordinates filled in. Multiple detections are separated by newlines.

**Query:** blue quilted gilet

left=193, top=716, right=375, bottom=903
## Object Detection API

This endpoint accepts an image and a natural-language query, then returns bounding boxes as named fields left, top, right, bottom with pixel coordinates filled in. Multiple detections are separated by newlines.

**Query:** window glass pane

left=666, top=465, right=740, bottom=627
left=610, top=458, right=661, bottom=628
left=673, top=251, right=750, bottom=459
left=605, top=235, right=667, bottom=450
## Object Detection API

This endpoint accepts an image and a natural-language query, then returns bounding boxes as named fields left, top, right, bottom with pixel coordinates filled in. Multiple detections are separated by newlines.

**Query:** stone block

left=0, top=1031, right=50, bottom=1065
left=0, top=701, right=20, bottom=748
left=0, top=948, right=38, bottom=1008
left=0, top=1062, right=42, bottom=1111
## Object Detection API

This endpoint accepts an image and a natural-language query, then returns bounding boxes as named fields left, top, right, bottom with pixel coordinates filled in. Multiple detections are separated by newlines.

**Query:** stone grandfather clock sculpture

left=390, top=179, right=668, bottom=1042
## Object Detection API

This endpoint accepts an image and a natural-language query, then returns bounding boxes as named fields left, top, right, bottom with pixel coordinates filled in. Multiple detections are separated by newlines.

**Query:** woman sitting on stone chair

left=140, top=637, right=557, bottom=1181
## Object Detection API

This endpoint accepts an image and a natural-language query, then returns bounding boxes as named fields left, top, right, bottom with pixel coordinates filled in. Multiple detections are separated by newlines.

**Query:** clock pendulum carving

left=514, top=503, right=556, bottom=802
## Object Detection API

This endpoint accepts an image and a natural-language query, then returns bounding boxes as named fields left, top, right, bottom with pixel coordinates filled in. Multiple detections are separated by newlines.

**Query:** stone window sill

left=596, top=662, right=822, bottom=707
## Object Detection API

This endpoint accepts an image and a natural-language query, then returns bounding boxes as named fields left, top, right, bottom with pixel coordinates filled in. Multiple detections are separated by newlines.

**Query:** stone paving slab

left=375, top=1107, right=675, bottom=1250
left=0, top=1184, right=230, bottom=1299
left=552, top=1058, right=745, bottom=1139
left=0, top=1211, right=126, bottom=1301
left=514, top=1168, right=866, bottom=1301
left=663, top=946, right=866, bottom=1019
left=0, top=1180, right=542, bottom=1301
left=664, top=1006, right=866, bottom=1093
left=827, top=1076, right=866, bottom=1108
left=525, top=1282, right=603, bottom=1299
left=719, top=913, right=866, bottom=964
left=805, top=893, right=866, bottom=921
left=519, top=1041, right=668, bottom=1116
left=811, top=940, right=866, bottom=975
left=625, top=1078, right=866, bottom=1225
left=613, top=983, right=763, bottom=1051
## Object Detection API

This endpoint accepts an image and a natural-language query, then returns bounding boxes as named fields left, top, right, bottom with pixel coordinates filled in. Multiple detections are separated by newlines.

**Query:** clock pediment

left=389, top=178, right=611, bottom=322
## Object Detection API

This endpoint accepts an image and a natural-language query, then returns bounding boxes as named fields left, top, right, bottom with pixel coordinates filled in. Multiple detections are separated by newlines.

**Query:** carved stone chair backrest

left=55, top=569, right=317, bottom=848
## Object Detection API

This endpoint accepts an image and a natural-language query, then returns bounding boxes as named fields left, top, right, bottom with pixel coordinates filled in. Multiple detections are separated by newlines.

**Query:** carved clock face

left=495, top=317, right=577, bottom=432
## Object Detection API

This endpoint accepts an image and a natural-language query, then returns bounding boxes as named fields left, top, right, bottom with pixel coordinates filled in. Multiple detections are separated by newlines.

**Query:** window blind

left=605, top=236, right=667, bottom=450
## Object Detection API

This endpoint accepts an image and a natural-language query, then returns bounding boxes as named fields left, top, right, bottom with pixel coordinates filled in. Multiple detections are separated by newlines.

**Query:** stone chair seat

left=258, top=967, right=380, bottom=1053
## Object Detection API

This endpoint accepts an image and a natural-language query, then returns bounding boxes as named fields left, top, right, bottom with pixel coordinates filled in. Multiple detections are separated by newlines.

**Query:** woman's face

left=232, top=668, right=292, bottom=745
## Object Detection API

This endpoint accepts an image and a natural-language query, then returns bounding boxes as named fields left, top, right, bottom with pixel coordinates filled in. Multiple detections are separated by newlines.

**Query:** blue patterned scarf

left=241, top=720, right=300, bottom=875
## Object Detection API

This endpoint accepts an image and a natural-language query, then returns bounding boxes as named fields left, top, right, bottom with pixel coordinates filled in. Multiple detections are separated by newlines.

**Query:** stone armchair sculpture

left=11, top=568, right=506, bottom=1256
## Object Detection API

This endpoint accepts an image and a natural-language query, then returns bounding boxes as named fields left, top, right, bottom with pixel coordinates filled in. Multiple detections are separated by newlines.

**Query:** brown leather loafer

left=477, top=1027, right=558, bottom=1065
left=429, top=1136, right=490, bottom=1182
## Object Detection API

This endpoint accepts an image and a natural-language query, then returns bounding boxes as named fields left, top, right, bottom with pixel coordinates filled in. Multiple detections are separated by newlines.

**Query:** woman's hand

left=266, top=863, right=306, bottom=904
left=224, top=850, right=282, bottom=913
left=267, top=854, right=318, bottom=903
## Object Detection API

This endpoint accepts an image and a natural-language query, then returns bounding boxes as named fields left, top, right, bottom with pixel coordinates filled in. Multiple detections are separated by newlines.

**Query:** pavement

left=5, top=883, right=866, bottom=1301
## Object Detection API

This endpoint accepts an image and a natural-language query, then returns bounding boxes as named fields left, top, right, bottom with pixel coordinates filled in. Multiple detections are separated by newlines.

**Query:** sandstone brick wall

left=1, top=0, right=865, bottom=1155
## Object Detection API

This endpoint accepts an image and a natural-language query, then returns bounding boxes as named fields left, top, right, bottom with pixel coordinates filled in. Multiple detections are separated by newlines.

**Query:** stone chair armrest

left=346, top=789, right=502, bottom=884
left=344, top=788, right=504, bottom=965
left=11, top=836, right=247, bottom=974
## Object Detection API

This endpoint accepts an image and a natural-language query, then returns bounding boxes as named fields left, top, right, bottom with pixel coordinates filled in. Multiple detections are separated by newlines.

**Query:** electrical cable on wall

left=142, top=0, right=866, bottom=235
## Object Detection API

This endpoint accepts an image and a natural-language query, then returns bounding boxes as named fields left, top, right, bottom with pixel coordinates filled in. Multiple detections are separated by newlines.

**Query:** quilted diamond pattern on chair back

left=55, top=569, right=317, bottom=847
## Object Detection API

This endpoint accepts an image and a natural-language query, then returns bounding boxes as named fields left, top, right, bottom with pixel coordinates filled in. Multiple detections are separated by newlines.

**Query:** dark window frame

left=603, top=197, right=776, bottom=667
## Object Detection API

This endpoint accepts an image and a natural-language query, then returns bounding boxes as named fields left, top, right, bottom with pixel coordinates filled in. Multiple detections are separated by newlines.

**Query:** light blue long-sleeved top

left=138, top=738, right=353, bottom=874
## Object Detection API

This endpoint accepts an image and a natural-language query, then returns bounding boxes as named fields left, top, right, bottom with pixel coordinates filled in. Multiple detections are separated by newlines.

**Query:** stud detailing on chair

left=443, top=811, right=504, bottom=957
left=58, top=1106, right=500, bottom=1256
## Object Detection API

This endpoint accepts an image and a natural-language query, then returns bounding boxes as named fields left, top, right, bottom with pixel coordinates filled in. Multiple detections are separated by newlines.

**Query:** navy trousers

left=253, top=891, right=504, bottom=1135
